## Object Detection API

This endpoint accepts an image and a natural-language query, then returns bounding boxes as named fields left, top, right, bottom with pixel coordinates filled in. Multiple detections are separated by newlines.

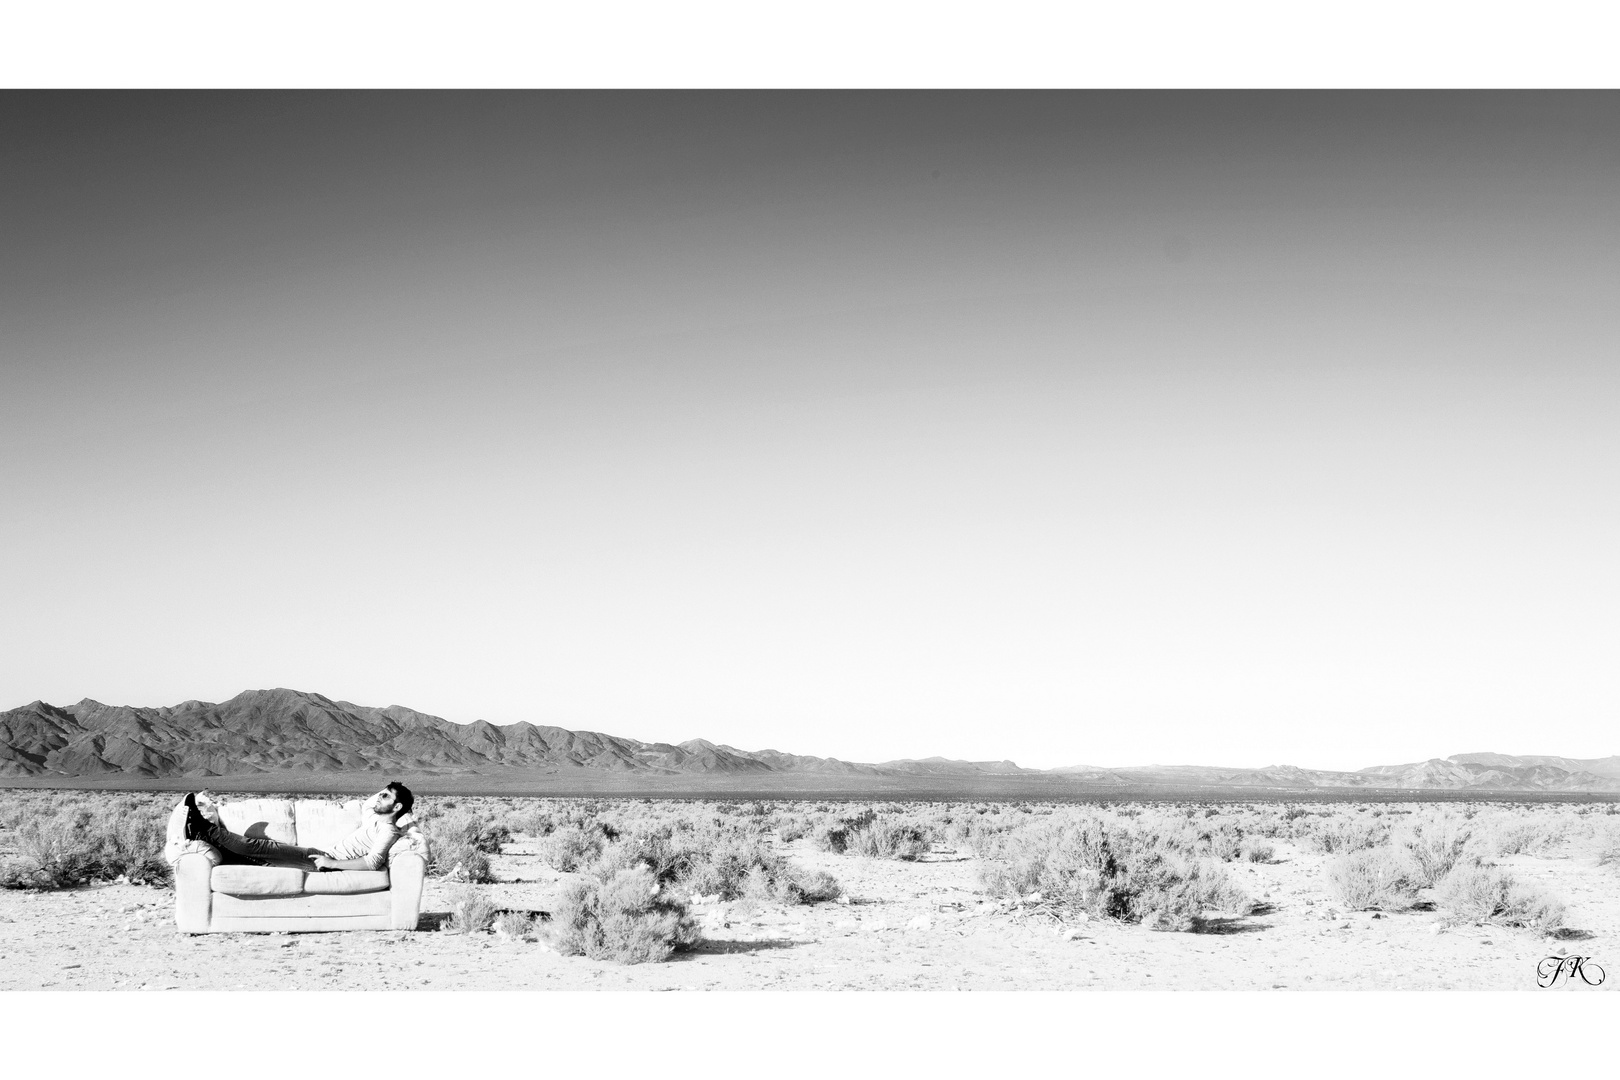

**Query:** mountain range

left=2, top=688, right=1617, bottom=793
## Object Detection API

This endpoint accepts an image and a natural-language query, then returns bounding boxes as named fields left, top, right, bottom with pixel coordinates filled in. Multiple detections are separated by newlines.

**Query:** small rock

left=1430, top=924, right=1447, bottom=935
left=1062, top=928, right=1085, bottom=941
left=835, top=895, right=851, bottom=906
left=1024, top=891, right=1043, bottom=903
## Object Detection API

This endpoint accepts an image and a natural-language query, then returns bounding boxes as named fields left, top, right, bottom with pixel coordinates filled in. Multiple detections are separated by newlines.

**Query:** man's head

left=366, top=781, right=414, bottom=822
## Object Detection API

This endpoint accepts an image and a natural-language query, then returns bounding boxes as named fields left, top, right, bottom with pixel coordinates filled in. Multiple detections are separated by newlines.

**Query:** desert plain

left=1, top=790, right=1616, bottom=991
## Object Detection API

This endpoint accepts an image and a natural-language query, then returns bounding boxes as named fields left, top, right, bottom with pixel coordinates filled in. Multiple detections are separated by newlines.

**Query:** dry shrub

left=493, top=910, right=538, bottom=939
left=423, top=807, right=511, bottom=853
left=1437, top=864, right=1566, bottom=932
left=844, top=817, right=936, bottom=860
left=593, top=822, right=842, bottom=906
left=423, top=808, right=507, bottom=883
left=1240, top=839, right=1276, bottom=863
left=1243, top=812, right=1290, bottom=839
left=814, top=809, right=876, bottom=854
left=542, top=824, right=609, bottom=872
left=773, top=813, right=814, bottom=843
left=1328, top=848, right=1420, bottom=911
left=1597, top=826, right=1620, bottom=869
left=949, top=813, right=1022, bottom=857
left=678, top=833, right=790, bottom=901
left=1479, top=815, right=1565, bottom=857
left=594, top=825, right=704, bottom=885
left=979, top=815, right=1251, bottom=932
left=442, top=885, right=499, bottom=934
left=1208, top=829, right=1243, bottom=863
left=775, top=865, right=842, bottom=904
left=427, top=839, right=494, bottom=883
left=0, top=805, right=170, bottom=890
left=816, top=810, right=936, bottom=860
left=546, top=864, right=700, bottom=964
left=504, top=806, right=558, bottom=837
left=1394, top=815, right=1472, bottom=887
left=1297, top=815, right=1386, bottom=855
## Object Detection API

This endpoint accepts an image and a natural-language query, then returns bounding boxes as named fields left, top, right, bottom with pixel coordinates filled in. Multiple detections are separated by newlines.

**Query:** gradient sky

left=3, top=91, right=1618, bottom=770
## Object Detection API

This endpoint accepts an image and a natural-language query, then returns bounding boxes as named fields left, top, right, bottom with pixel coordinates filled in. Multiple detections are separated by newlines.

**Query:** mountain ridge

left=1, top=689, right=1616, bottom=792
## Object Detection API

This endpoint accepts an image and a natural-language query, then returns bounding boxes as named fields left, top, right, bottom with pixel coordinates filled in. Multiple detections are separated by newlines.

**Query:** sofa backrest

left=295, top=798, right=365, bottom=853
left=164, top=794, right=424, bottom=864
left=218, top=798, right=298, bottom=845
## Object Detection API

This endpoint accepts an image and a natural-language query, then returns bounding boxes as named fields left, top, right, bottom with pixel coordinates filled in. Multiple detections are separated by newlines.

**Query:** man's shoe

left=181, top=792, right=213, bottom=841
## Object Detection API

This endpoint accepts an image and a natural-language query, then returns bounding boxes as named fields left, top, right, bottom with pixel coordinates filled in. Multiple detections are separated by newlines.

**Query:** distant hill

left=1, top=689, right=1616, bottom=792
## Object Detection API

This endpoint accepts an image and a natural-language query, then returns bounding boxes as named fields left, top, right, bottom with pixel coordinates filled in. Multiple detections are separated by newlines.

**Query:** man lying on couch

left=180, top=782, right=415, bottom=872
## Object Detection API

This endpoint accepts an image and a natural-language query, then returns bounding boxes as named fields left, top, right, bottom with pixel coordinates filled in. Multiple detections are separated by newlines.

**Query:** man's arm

left=311, top=823, right=400, bottom=871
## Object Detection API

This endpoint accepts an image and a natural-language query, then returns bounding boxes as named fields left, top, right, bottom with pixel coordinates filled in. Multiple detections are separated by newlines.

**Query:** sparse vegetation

left=815, top=809, right=937, bottom=860
left=421, top=807, right=507, bottom=883
left=1436, top=864, right=1566, bottom=932
left=1240, top=839, right=1276, bottom=863
left=596, top=821, right=841, bottom=906
left=1393, top=815, right=1472, bottom=887
left=545, top=864, right=701, bottom=964
left=1475, top=814, right=1566, bottom=857
left=541, top=823, right=609, bottom=872
left=493, top=909, right=538, bottom=939
left=441, top=884, right=499, bottom=934
left=1328, top=848, right=1419, bottom=911
left=0, top=800, right=170, bottom=890
left=0, top=787, right=1609, bottom=985
left=977, top=813, right=1253, bottom=931
left=1597, top=826, right=1620, bottom=869
left=1296, top=815, right=1386, bottom=855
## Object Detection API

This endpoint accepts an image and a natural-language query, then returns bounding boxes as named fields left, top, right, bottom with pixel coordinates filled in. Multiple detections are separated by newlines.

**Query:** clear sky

left=3, top=91, right=1618, bottom=771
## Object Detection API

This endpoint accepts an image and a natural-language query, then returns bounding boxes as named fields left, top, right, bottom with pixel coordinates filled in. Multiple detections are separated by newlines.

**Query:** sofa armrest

left=388, top=852, right=426, bottom=930
left=173, top=851, right=214, bottom=933
left=164, top=836, right=223, bottom=865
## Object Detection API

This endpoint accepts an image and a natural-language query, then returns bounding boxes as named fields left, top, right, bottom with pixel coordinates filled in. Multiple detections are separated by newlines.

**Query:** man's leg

left=183, top=794, right=326, bottom=868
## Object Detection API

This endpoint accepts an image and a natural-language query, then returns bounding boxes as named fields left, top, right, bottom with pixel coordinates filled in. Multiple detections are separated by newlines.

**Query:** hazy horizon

left=5, top=92, right=1619, bottom=772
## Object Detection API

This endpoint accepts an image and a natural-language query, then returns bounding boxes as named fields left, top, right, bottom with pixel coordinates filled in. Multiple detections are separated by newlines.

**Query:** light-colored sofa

left=165, top=796, right=430, bottom=933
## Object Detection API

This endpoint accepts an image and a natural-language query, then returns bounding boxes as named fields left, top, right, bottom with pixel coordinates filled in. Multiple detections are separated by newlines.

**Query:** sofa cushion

left=302, top=869, right=391, bottom=895
left=211, top=865, right=307, bottom=896
left=295, top=798, right=364, bottom=853
left=211, top=890, right=392, bottom=918
left=218, top=798, right=298, bottom=846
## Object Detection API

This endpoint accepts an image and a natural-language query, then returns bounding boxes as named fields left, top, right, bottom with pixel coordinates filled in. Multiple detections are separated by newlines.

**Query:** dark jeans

left=190, top=816, right=325, bottom=871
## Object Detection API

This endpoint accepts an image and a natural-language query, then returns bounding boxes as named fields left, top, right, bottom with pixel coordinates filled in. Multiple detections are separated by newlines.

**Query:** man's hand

left=310, top=855, right=338, bottom=871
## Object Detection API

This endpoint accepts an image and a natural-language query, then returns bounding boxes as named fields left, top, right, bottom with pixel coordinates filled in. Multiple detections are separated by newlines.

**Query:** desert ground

left=0, top=791, right=1615, bottom=991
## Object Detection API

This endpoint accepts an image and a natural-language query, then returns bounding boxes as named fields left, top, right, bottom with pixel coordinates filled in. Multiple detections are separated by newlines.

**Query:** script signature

left=1536, top=956, right=1606, bottom=988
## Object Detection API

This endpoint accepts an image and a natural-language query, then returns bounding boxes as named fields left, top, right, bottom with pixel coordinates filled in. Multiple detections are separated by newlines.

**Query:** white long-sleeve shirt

left=323, top=816, right=402, bottom=870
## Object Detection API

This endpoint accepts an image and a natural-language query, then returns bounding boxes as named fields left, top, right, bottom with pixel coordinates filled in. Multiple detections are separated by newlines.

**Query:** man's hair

left=384, top=781, right=414, bottom=818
